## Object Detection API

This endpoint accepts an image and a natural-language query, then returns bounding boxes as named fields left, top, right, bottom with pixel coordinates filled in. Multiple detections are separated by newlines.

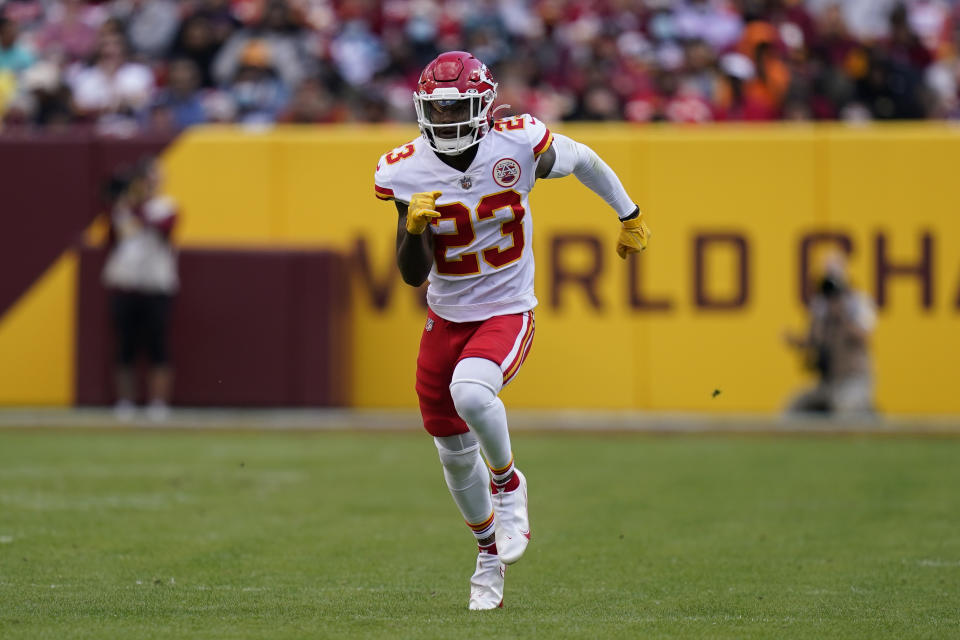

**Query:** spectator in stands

left=212, top=0, right=312, bottom=89
left=102, top=158, right=179, bottom=422
left=573, top=83, right=624, bottom=121
left=122, top=0, right=181, bottom=60
left=279, top=75, right=345, bottom=123
left=673, top=0, right=744, bottom=50
left=734, top=19, right=792, bottom=119
left=68, top=29, right=154, bottom=132
left=714, top=51, right=756, bottom=119
left=330, top=18, right=389, bottom=88
left=171, top=14, right=221, bottom=88
left=860, top=3, right=932, bottom=119
left=10, top=59, right=75, bottom=128
left=0, top=17, right=29, bottom=117
left=806, top=0, right=901, bottom=42
left=3, top=0, right=960, bottom=130
left=227, top=40, right=290, bottom=123
left=35, top=0, right=100, bottom=63
left=149, top=57, right=206, bottom=131
left=0, top=17, right=36, bottom=74
left=925, top=30, right=960, bottom=118
left=684, top=38, right=722, bottom=107
left=783, top=255, right=877, bottom=417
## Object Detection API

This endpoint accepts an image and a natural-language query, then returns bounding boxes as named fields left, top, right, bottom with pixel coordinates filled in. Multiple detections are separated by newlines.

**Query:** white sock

left=449, top=358, right=513, bottom=473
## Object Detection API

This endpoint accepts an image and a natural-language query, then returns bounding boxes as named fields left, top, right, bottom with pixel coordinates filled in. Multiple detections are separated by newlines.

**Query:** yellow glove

left=406, top=190, right=442, bottom=235
left=616, top=214, right=651, bottom=259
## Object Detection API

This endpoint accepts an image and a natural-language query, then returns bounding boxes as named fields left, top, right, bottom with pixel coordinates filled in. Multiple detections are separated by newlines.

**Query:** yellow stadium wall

left=2, top=123, right=957, bottom=413
left=158, top=123, right=960, bottom=414
left=0, top=251, right=76, bottom=405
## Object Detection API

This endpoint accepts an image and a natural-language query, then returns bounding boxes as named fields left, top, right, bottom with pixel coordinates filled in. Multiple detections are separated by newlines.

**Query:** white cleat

left=113, top=400, right=136, bottom=422
left=468, top=552, right=505, bottom=610
left=146, top=401, right=170, bottom=423
left=492, top=469, right=531, bottom=565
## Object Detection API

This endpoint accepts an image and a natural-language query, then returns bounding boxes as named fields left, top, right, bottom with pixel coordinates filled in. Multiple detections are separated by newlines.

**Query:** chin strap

left=491, top=104, right=512, bottom=119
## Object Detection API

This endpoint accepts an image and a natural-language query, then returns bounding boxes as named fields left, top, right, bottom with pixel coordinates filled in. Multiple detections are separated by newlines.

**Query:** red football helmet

left=413, top=51, right=498, bottom=155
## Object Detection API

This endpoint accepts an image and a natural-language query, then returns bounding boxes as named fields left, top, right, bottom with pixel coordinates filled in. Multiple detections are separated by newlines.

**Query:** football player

left=374, top=51, right=650, bottom=610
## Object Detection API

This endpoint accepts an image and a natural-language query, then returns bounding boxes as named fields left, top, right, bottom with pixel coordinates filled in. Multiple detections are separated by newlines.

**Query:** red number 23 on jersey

left=430, top=190, right=525, bottom=276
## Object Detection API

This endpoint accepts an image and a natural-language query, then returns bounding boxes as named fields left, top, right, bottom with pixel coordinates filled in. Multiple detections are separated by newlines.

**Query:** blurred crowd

left=2, top=0, right=960, bottom=133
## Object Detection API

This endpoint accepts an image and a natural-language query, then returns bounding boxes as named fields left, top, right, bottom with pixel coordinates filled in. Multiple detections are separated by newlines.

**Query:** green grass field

left=1, top=428, right=958, bottom=639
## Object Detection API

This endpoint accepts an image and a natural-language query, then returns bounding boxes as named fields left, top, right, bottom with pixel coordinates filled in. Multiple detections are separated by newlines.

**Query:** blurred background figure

left=147, top=57, right=206, bottom=132
left=67, top=27, right=154, bottom=134
left=0, top=16, right=35, bottom=74
left=102, top=159, right=179, bottom=422
left=212, top=0, right=312, bottom=89
left=783, top=255, right=876, bottom=417
left=0, top=16, right=35, bottom=118
left=278, top=74, right=345, bottom=123
left=225, top=39, right=290, bottom=123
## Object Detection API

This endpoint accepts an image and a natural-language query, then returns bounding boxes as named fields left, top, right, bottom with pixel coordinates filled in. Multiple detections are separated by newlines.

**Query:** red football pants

left=416, top=309, right=535, bottom=437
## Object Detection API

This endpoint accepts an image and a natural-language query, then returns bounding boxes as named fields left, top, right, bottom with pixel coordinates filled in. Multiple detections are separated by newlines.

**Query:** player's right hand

left=406, top=190, right=442, bottom=235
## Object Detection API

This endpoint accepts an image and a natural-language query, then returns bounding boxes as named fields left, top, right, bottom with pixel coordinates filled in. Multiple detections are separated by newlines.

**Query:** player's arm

left=537, top=133, right=650, bottom=259
left=535, top=144, right=557, bottom=179
left=395, top=192, right=441, bottom=287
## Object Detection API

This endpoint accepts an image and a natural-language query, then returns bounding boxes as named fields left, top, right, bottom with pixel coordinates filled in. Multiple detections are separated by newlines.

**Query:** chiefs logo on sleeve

left=492, top=158, right=521, bottom=188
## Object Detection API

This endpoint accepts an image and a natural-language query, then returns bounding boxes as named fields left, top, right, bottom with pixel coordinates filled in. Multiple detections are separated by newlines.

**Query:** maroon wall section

left=76, top=247, right=351, bottom=407
left=0, top=132, right=170, bottom=317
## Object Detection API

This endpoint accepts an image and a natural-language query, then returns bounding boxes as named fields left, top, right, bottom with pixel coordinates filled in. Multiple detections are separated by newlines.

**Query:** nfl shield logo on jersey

left=459, top=175, right=473, bottom=190
left=425, top=317, right=434, bottom=331
left=493, top=158, right=521, bottom=188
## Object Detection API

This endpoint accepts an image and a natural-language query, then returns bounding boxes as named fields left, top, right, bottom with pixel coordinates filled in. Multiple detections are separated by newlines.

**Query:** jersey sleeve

left=526, top=114, right=554, bottom=158
left=373, top=154, right=395, bottom=201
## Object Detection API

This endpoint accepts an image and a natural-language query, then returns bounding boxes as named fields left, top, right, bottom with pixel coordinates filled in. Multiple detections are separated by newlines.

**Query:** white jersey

left=375, top=114, right=554, bottom=322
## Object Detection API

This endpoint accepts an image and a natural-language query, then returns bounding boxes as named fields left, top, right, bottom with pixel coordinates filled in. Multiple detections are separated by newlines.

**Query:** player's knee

left=449, top=380, right=496, bottom=423
left=450, top=358, right=502, bottom=423
left=435, top=435, right=480, bottom=475
left=436, top=446, right=473, bottom=476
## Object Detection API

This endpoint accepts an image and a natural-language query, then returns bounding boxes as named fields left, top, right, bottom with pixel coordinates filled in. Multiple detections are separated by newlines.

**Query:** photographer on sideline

left=102, top=158, right=179, bottom=421
left=783, top=258, right=876, bottom=416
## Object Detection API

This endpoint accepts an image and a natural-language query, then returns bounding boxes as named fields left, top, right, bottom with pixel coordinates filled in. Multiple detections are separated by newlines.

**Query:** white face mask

left=413, top=87, right=496, bottom=155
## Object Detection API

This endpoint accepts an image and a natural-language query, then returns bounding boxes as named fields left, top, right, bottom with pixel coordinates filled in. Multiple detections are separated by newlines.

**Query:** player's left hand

left=616, top=213, right=651, bottom=259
